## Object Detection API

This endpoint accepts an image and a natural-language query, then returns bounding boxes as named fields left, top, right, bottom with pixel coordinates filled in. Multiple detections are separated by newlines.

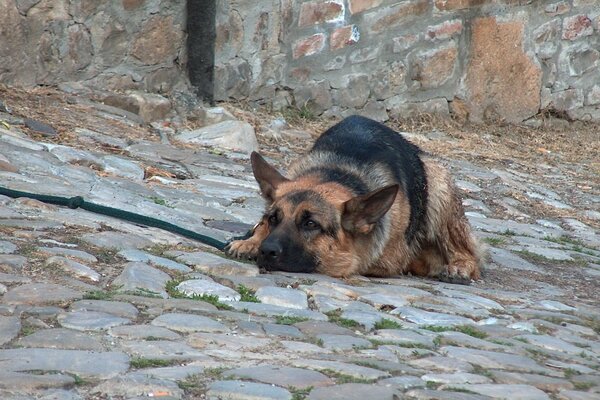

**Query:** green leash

left=0, top=186, right=238, bottom=251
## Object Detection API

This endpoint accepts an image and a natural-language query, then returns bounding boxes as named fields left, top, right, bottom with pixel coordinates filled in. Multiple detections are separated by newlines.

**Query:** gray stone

left=102, top=155, right=145, bottom=181
left=538, top=300, right=577, bottom=312
left=117, top=249, right=191, bottom=273
left=391, top=306, right=475, bottom=326
left=358, top=293, right=409, bottom=309
left=45, top=256, right=100, bottom=282
left=263, top=323, right=304, bottom=339
left=488, top=248, right=543, bottom=272
left=290, top=359, right=390, bottom=380
left=187, top=332, right=273, bottom=351
left=409, top=356, right=474, bottom=373
left=437, top=331, right=511, bottom=351
left=0, top=371, right=75, bottom=391
left=208, top=380, right=292, bottom=399
left=70, top=299, right=139, bottom=319
left=119, top=340, right=210, bottom=361
left=0, top=255, right=28, bottom=271
left=368, top=329, right=435, bottom=348
left=58, top=310, right=130, bottom=331
left=317, top=334, right=372, bottom=351
left=112, top=262, right=170, bottom=298
left=0, top=348, right=129, bottom=379
left=17, top=328, right=104, bottom=351
left=449, top=384, right=550, bottom=399
left=255, top=286, right=308, bottom=309
left=557, top=390, right=600, bottom=400
left=225, top=302, right=328, bottom=321
left=133, top=364, right=205, bottom=381
left=151, top=313, right=228, bottom=333
left=81, top=232, right=153, bottom=250
left=295, top=320, right=355, bottom=336
left=491, top=371, right=574, bottom=392
left=36, top=247, right=98, bottom=263
left=174, top=251, right=259, bottom=276
left=405, top=389, right=490, bottom=399
left=308, top=383, right=399, bottom=400
left=177, top=120, right=259, bottom=155
left=91, top=373, right=183, bottom=399
left=441, top=346, right=549, bottom=373
left=420, top=372, right=492, bottom=384
left=108, top=324, right=181, bottom=340
left=517, top=334, right=592, bottom=356
left=176, top=279, right=241, bottom=301
left=377, top=376, right=426, bottom=390
left=0, top=316, right=20, bottom=345
left=225, top=365, right=334, bottom=388
left=3, top=283, right=81, bottom=305
left=341, top=301, right=406, bottom=330
left=0, top=240, right=17, bottom=254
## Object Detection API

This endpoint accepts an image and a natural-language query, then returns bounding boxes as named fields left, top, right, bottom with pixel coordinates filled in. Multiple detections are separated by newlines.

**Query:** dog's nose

left=259, top=240, right=282, bottom=262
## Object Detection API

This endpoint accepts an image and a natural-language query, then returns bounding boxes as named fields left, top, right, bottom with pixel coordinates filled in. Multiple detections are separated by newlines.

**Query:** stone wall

left=215, top=0, right=600, bottom=123
left=0, top=0, right=188, bottom=94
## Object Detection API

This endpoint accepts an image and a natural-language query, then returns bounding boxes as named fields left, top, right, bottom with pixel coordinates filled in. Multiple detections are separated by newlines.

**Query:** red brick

left=562, top=15, right=593, bottom=41
left=330, top=25, right=360, bottom=50
left=434, top=0, right=490, bottom=11
left=293, top=34, right=326, bottom=59
left=426, top=19, right=463, bottom=41
left=348, top=0, right=383, bottom=14
left=298, top=1, right=344, bottom=27
left=367, top=0, right=429, bottom=33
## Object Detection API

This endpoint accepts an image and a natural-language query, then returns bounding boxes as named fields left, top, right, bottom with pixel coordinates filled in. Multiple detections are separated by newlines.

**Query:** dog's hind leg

left=225, top=216, right=270, bottom=260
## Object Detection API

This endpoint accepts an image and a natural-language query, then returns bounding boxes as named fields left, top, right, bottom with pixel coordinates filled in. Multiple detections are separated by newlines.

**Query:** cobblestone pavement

left=1, top=92, right=599, bottom=400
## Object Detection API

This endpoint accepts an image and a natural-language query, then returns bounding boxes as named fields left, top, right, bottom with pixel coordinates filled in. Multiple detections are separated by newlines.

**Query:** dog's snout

left=259, top=239, right=282, bottom=262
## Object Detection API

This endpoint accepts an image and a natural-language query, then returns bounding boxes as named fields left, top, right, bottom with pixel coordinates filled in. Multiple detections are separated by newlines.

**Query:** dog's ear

left=342, top=184, right=399, bottom=234
left=251, top=151, right=289, bottom=202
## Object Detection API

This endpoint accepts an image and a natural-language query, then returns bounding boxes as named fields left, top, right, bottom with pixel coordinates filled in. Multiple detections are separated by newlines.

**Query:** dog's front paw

left=437, top=264, right=473, bottom=285
left=225, top=239, right=260, bottom=260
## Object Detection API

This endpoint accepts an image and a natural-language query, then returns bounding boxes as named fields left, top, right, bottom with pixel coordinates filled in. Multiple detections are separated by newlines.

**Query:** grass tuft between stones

left=237, top=284, right=260, bottom=302
left=275, top=315, right=309, bottom=325
left=422, top=324, right=488, bottom=339
left=325, top=310, right=360, bottom=328
left=130, top=357, right=178, bottom=369
left=165, top=279, right=233, bottom=310
left=320, top=369, right=376, bottom=384
left=373, top=318, right=403, bottom=330
left=290, top=386, right=313, bottom=400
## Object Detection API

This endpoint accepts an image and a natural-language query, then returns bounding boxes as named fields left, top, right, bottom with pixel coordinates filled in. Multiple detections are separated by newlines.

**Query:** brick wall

left=215, top=0, right=600, bottom=123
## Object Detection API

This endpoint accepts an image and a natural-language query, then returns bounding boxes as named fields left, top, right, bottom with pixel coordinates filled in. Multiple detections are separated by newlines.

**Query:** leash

left=0, top=186, right=249, bottom=251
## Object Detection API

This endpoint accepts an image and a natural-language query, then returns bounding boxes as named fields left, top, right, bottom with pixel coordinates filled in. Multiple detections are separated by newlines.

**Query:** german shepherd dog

left=226, top=116, right=481, bottom=284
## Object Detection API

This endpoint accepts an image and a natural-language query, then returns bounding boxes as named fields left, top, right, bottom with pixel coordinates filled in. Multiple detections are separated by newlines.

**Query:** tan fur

left=227, top=147, right=482, bottom=283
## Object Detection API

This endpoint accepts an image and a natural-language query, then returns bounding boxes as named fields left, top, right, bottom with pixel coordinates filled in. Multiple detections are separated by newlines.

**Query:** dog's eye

left=303, top=219, right=320, bottom=230
left=268, top=214, right=278, bottom=224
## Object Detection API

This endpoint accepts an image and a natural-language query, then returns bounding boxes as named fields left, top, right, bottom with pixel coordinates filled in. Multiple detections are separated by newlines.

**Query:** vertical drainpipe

left=187, top=0, right=217, bottom=104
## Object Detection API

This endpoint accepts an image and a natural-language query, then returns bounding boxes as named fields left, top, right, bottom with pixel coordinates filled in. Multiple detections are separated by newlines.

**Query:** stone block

left=292, top=80, right=333, bottom=115
left=371, top=61, right=407, bottom=100
left=176, top=120, right=259, bottom=155
left=293, top=33, right=326, bottom=59
left=102, top=91, right=171, bottom=123
left=426, top=19, right=463, bottom=41
left=549, top=89, right=584, bottom=111
left=365, top=0, right=429, bottom=33
left=298, top=0, right=344, bottom=26
left=434, top=0, right=491, bottom=11
left=585, top=85, right=600, bottom=106
left=533, top=19, right=561, bottom=59
left=410, top=43, right=458, bottom=89
left=349, top=46, right=379, bottom=64
left=330, top=25, right=360, bottom=50
left=544, top=1, right=570, bottom=16
left=559, top=43, right=599, bottom=77
left=122, top=0, right=144, bottom=11
left=465, top=17, right=542, bottom=123
left=386, top=97, right=450, bottom=119
left=392, top=34, right=420, bottom=53
left=331, top=74, right=370, bottom=108
left=349, top=0, right=383, bottom=14
left=562, top=15, right=593, bottom=40
left=132, top=16, right=182, bottom=65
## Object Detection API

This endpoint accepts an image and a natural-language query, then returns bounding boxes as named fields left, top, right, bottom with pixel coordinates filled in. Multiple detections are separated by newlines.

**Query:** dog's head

left=251, top=152, right=398, bottom=276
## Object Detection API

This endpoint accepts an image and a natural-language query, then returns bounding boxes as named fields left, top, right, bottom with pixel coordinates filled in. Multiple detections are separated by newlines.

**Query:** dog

left=226, top=116, right=482, bottom=284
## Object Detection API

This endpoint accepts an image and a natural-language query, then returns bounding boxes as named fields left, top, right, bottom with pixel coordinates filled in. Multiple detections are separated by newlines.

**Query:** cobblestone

left=0, top=98, right=599, bottom=400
